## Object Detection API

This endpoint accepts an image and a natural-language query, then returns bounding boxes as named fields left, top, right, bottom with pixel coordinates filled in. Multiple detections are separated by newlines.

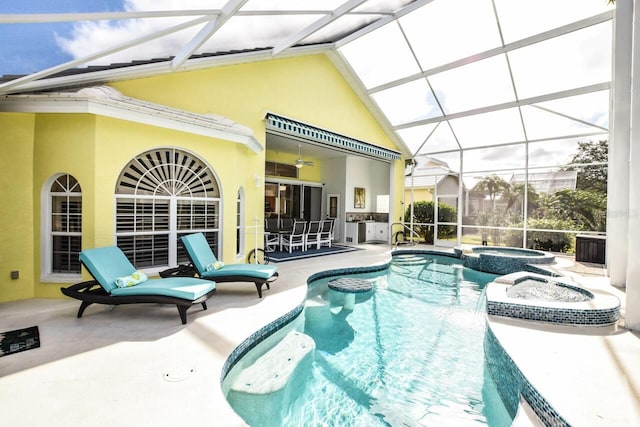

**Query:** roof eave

left=0, top=91, right=262, bottom=153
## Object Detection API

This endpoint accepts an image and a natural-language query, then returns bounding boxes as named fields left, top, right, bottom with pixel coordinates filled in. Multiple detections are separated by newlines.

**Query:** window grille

left=115, top=148, right=220, bottom=268
left=49, top=174, right=82, bottom=274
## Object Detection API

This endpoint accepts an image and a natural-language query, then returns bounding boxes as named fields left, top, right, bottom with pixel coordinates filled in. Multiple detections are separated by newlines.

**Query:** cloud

left=54, top=0, right=350, bottom=67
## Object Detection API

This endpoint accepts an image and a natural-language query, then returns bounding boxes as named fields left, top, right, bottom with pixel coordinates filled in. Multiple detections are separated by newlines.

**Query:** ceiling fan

left=294, top=144, right=314, bottom=169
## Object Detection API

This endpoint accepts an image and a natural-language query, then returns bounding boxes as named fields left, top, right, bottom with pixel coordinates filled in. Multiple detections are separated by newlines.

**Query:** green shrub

left=404, top=200, right=457, bottom=243
left=526, top=218, right=575, bottom=253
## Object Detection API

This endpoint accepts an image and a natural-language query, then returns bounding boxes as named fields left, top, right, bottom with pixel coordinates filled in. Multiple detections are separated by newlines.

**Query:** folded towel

left=115, top=271, right=148, bottom=288
left=206, top=261, right=224, bottom=271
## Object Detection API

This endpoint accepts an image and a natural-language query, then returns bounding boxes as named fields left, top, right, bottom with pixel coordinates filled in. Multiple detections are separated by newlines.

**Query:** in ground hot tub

left=506, top=278, right=593, bottom=303
left=455, top=246, right=555, bottom=275
left=485, top=272, right=620, bottom=326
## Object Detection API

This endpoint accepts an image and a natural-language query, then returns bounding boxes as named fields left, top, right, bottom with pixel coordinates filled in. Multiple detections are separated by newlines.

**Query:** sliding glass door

left=264, top=181, right=322, bottom=222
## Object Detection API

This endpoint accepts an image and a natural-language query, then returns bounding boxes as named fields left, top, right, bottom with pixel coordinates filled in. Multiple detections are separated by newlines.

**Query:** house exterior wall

left=33, top=114, right=97, bottom=298
left=0, top=113, right=36, bottom=301
left=0, top=53, right=404, bottom=303
left=404, top=188, right=433, bottom=204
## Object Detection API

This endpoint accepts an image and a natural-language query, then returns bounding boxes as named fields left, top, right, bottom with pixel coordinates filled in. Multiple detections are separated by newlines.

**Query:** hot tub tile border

left=487, top=300, right=620, bottom=325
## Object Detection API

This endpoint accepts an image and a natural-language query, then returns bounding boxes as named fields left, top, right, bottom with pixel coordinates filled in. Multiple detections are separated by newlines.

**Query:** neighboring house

left=509, top=171, right=578, bottom=194
left=404, top=157, right=478, bottom=217
left=0, top=54, right=405, bottom=303
left=404, top=156, right=449, bottom=204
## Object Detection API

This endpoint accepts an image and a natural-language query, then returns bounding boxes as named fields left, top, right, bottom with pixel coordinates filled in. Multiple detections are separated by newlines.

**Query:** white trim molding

left=0, top=86, right=263, bottom=153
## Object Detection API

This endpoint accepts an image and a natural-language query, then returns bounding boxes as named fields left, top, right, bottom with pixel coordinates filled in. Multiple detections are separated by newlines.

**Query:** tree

left=503, top=182, right=540, bottom=215
left=535, top=189, right=607, bottom=232
left=476, top=208, right=509, bottom=245
left=561, top=139, right=608, bottom=193
left=472, top=175, right=510, bottom=209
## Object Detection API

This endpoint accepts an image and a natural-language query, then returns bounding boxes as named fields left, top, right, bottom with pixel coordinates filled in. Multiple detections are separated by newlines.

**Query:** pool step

left=392, top=255, right=430, bottom=266
left=229, top=330, right=315, bottom=395
left=227, top=330, right=315, bottom=426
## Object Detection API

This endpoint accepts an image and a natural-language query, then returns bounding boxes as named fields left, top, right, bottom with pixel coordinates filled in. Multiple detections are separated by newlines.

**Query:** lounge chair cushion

left=80, top=246, right=216, bottom=299
left=181, top=233, right=277, bottom=279
left=200, top=263, right=277, bottom=281
left=79, top=246, right=138, bottom=293
left=181, top=233, right=219, bottom=273
left=111, top=277, right=215, bottom=300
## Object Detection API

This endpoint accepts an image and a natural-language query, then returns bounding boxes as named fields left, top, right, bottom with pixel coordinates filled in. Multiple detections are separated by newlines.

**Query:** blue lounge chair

left=179, top=233, right=278, bottom=298
left=61, top=246, right=216, bottom=324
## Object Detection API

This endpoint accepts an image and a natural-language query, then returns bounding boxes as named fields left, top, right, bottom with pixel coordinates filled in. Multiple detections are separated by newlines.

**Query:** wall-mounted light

left=253, top=174, right=262, bottom=188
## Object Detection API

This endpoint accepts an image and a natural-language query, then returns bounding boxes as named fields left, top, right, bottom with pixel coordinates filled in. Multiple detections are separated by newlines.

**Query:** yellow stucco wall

left=112, top=53, right=403, bottom=255
left=91, top=116, right=255, bottom=258
left=0, top=53, right=405, bottom=303
left=0, top=113, right=36, bottom=301
left=32, top=114, right=96, bottom=298
left=113, top=54, right=396, bottom=153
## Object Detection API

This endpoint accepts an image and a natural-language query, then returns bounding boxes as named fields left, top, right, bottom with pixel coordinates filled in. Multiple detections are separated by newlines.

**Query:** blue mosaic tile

left=221, top=303, right=304, bottom=382
left=485, top=327, right=570, bottom=426
left=487, top=301, right=620, bottom=326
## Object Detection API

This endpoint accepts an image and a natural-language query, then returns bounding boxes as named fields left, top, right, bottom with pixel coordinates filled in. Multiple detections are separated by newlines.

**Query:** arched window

left=115, top=148, right=220, bottom=269
left=42, top=174, right=82, bottom=280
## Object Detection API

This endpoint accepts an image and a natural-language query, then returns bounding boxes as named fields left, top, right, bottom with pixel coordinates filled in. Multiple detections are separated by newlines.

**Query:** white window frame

left=40, top=173, right=82, bottom=283
left=114, top=147, right=221, bottom=274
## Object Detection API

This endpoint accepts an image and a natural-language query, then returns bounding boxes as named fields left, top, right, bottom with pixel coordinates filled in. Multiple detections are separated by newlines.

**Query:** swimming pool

left=224, top=254, right=513, bottom=426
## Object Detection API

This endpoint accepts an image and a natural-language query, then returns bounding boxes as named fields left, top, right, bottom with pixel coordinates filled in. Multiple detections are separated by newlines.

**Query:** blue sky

left=0, top=0, right=124, bottom=75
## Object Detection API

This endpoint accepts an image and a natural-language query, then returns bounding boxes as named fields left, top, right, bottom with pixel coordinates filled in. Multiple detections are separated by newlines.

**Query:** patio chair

left=304, top=220, right=322, bottom=250
left=265, top=217, right=279, bottom=233
left=264, top=231, right=280, bottom=252
left=281, top=220, right=306, bottom=253
left=61, top=246, right=216, bottom=324
left=280, top=217, right=295, bottom=233
left=179, top=232, right=278, bottom=298
left=318, top=219, right=333, bottom=248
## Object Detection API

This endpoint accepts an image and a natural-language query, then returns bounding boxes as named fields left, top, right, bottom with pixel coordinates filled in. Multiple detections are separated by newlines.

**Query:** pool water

left=506, top=279, right=593, bottom=303
left=225, top=254, right=513, bottom=426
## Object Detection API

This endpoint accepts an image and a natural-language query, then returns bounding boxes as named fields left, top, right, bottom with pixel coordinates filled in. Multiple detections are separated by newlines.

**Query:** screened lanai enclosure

left=350, top=0, right=612, bottom=253
left=1, top=0, right=614, bottom=256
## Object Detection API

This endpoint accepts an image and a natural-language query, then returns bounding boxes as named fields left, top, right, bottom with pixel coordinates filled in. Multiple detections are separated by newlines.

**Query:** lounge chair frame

left=61, top=279, right=215, bottom=324
left=161, top=235, right=279, bottom=298
left=61, top=247, right=216, bottom=324
left=161, top=265, right=277, bottom=298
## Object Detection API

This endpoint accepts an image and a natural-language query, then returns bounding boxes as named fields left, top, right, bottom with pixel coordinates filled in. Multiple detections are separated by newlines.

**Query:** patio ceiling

left=0, top=0, right=614, bottom=162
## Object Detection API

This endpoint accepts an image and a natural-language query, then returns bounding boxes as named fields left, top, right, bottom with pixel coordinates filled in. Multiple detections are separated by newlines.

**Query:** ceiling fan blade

left=293, top=145, right=314, bottom=167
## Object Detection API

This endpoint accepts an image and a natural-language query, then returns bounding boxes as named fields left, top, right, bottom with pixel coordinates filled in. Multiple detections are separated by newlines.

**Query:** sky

left=0, top=0, right=361, bottom=76
left=0, top=0, right=125, bottom=75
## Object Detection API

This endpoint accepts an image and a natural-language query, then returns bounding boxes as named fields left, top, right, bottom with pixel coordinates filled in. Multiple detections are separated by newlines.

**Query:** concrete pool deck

left=0, top=244, right=638, bottom=426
